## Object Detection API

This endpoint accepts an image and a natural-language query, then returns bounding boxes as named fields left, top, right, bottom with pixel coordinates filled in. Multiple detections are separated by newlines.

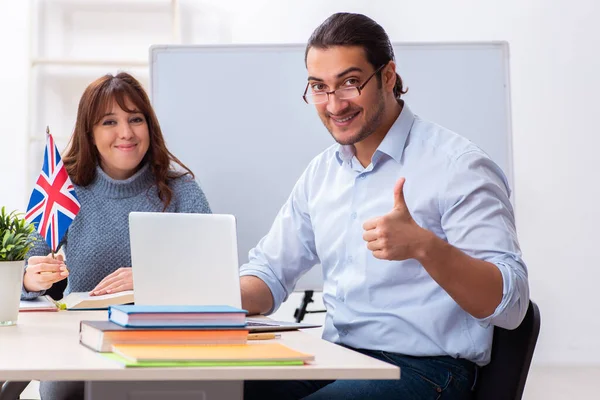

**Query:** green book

left=103, top=353, right=304, bottom=368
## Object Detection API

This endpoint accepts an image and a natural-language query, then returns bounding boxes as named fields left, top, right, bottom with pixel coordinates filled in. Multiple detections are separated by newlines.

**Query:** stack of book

left=80, top=305, right=314, bottom=367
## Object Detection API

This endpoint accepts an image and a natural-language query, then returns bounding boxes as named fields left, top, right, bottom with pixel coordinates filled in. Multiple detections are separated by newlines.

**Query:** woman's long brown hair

left=62, top=72, right=193, bottom=209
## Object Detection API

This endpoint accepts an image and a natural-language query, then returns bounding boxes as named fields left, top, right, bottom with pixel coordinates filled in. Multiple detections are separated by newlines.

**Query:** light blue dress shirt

left=240, top=103, right=529, bottom=365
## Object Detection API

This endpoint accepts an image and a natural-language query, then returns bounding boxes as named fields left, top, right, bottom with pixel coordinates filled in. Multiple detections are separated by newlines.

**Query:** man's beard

left=324, top=92, right=386, bottom=146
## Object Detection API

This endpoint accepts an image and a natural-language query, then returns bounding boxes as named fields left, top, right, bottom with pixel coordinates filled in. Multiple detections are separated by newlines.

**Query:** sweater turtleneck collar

left=88, top=163, right=154, bottom=199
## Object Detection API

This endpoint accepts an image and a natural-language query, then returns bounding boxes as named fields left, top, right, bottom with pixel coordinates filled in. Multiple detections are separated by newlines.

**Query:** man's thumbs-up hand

left=392, top=177, right=410, bottom=213
left=362, top=178, right=431, bottom=261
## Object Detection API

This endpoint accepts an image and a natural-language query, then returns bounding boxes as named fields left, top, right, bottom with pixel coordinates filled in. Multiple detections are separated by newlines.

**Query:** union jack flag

left=25, top=133, right=81, bottom=252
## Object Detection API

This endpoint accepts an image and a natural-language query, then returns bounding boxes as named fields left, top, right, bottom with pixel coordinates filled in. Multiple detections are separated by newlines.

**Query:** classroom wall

left=1, top=0, right=598, bottom=366
left=0, top=0, right=29, bottom=213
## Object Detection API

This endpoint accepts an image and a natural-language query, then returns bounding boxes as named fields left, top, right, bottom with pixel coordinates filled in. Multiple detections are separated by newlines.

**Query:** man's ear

left=384, top=61, right=397, bottom=92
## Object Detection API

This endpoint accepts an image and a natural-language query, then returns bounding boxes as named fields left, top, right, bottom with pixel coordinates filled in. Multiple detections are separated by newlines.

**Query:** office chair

left=474, top=300, right=541, bottom=400
left=292, top=266, right=326, bottom=323
left=0, top=381, right=29, bottom=400
left=293, top=290, right=326, bottom=323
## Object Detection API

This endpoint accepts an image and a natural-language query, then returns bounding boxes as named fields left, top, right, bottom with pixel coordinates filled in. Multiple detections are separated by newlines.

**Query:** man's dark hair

left=305, top=13, right=407, bottom=99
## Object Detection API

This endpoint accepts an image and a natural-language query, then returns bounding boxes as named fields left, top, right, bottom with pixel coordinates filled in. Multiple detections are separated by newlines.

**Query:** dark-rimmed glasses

left=302, top=63, right=386, bottom=105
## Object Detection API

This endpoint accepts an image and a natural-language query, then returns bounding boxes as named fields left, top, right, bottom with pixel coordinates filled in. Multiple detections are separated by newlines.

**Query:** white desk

left=0, top=311, right=399, bottom=399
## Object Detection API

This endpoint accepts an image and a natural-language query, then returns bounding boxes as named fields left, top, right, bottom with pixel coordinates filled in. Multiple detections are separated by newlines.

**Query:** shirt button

left=347, top=256, right=353, bottom=263
left=350, top=212, right=357, bottom=219
left=360, top=174, right=366, bottom=179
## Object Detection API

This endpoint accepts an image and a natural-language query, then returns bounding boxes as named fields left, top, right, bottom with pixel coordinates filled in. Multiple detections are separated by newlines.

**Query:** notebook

left=245, top=318, right=321, bottom=333
left=103, top=353, right=303, bottom=368
left=111, top=343, right=314, bottom=363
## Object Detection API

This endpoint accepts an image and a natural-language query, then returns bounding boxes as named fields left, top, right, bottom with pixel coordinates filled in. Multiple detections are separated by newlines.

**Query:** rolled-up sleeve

left=240, top=168, right=320, bottom=314
left=440, top=150, right=529, bottom=330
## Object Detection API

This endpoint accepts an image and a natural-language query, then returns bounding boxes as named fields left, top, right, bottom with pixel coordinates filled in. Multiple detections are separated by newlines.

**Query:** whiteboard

left=150, top=43, right=513, bottom=292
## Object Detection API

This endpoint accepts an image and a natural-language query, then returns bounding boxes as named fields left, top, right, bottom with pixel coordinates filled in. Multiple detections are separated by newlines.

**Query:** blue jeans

left=244, top=346, right=478, bottom=400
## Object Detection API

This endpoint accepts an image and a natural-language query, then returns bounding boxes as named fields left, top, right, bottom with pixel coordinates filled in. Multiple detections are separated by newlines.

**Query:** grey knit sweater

left=21, top=164, right=211, bottom=299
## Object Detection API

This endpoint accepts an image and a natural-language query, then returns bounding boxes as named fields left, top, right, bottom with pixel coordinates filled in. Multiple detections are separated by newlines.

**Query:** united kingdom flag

left=25, top=133, right=81, bottom=252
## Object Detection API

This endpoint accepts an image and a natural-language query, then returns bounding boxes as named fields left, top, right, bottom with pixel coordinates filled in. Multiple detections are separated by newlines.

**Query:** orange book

left=112, top=343, right=314, bottom=363
left=80, top=321, right=248, bottom=352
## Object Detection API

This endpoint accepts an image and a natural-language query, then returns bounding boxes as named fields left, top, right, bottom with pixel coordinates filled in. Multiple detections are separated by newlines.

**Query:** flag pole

left=47, top=125, right=55, bottom=260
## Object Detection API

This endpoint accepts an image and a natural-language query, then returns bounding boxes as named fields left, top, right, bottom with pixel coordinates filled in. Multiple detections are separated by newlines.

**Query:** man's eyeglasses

left=302, top=64, right=387, bottom=105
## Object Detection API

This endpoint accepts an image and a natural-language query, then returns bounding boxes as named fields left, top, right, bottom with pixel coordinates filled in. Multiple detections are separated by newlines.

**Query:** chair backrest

left=474, top=300, right=541, bottom=400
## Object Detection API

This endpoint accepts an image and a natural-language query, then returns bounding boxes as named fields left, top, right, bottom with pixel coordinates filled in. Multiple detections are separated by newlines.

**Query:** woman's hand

left=90, top=267, right=133, bottom=296
left=23, top=254, right=69, bottom=292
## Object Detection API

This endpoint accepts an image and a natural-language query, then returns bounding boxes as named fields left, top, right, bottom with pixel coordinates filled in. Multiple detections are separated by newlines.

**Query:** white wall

left=0, top=0, right=29, bottom=213
left=0, top=0, right=598, bottom=366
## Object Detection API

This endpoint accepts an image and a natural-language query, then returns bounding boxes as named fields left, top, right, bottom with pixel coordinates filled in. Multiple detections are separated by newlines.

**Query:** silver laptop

left=129, top=212, right=320, bottom=332
left=129, top=212, right=242, bottom=308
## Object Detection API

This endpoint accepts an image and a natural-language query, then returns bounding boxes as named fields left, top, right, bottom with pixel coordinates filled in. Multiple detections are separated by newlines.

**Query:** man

left=241, top=12, right=529, bottom=400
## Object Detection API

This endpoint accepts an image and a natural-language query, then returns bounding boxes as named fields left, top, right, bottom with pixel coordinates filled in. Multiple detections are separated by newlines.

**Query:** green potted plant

left=0, top=206, right=36, bottom=326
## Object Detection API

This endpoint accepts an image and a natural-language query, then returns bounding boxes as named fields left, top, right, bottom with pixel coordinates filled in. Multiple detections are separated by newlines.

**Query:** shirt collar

left=335, top=102, right=416, bottom=166
left=335, top=144, right=356, bottom=165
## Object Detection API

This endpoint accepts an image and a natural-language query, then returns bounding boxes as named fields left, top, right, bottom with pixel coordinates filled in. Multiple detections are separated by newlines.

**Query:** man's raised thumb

left=393, top=177, right=408, bottom=211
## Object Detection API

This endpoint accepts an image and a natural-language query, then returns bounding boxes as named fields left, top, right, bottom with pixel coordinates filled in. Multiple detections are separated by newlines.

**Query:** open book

left=59, top=290, right=134, bottom=310
left=20, top=290, right=134, bottom=311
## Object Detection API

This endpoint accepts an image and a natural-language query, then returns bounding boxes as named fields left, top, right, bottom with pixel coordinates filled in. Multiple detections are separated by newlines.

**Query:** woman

left=19, top=72, right=211, bottom=399
left=22, top=72, right=210, bottom=298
